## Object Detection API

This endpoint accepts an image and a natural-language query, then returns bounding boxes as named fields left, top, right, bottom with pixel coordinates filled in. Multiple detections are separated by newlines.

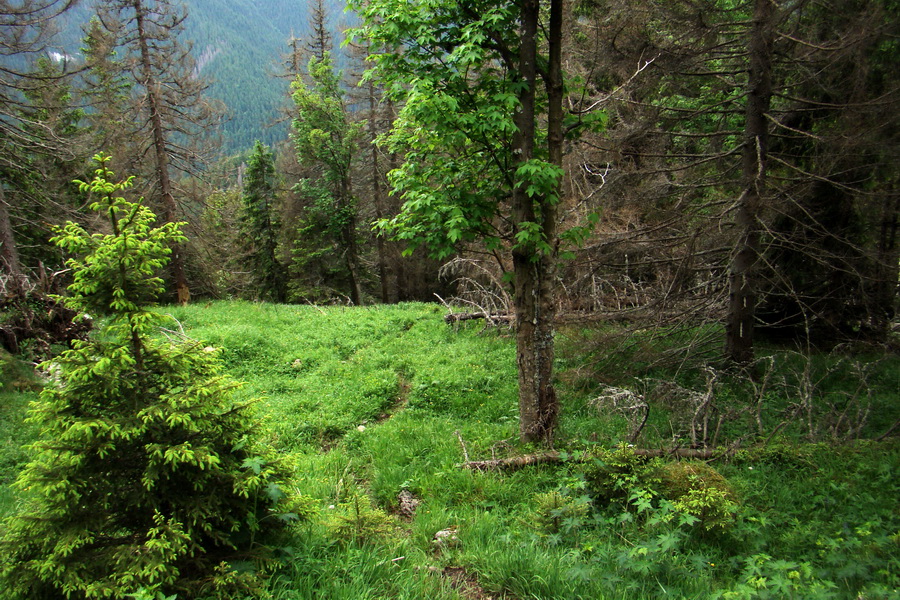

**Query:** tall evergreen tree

left=291, top=52, right=366, bottom=304
left=241, top=140, right=286, bottom=302
left=0, top=0, right=78, bottom=287
left=80, top=16, right=133, bottom=173
left=562, top=0, right=898, bottom=364
left=91, top=0, right=222, bottom=304
left=306, top=0, right=332, bottom=60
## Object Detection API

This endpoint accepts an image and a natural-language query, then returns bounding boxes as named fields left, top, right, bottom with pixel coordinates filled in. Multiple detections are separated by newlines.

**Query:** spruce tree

left=241, top=141, right=286, bottom=302
left=291, top=53, right=366, bottom=305
left=0, top=154, right=303, bottom=599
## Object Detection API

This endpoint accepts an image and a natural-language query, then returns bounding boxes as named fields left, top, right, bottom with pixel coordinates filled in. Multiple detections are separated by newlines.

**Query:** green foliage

left=0, top=380, right=38, bottom=520
left=582, top=445, right=660, bottom=503
left=658, top=461, right=738, bottom=531
left=0, top=348, right=41, bottom=393
left=351, top=0, right=521, bottom=259
left=323, top=495, right=398, bottom=545
left=711, top=554, right=839, bottom=600
left=63, top=302, right=898, bottom=599
left=53, top=159, right=184, bottom=318
left=240, top=140, right=286, bottom=302
left=0, top=157, right=301, bottom=599
left=529, top=489, right=590, bottom=536
left=289, top=52, right=365, bottom=303
left=291, top=54, right=363, bottom=182
left=582, top=448, right=739, bottom=533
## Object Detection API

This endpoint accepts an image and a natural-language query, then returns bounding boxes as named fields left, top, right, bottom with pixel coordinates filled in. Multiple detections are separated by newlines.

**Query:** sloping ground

left=3, top=301, right=898, bottom=599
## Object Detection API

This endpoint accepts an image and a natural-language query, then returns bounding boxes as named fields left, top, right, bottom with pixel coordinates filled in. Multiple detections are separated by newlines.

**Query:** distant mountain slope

left=56, top=0, right=353, bottom=154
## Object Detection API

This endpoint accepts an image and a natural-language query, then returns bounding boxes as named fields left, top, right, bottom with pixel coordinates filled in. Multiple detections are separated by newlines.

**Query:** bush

left=583, top=447, right=739, bottom=532
left=324, top=494, right=398, bottom=545
left=657, top=461, right=738, bottom=531
left=0, top=156, right=306, bottom=599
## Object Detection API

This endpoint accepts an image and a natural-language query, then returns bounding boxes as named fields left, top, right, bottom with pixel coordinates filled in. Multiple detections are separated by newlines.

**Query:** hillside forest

left=0, top=0, right=898, bottom=598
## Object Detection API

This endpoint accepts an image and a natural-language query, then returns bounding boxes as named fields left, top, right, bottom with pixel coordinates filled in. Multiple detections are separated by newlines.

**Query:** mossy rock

left=657, top=461, right=734, bottom=499
left=656, top=461, right=738, bottom=531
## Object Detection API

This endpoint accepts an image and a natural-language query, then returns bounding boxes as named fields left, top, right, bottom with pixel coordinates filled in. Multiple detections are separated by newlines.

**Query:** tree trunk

left=134, top=0, right=190, bottom=305
left=0, top=186, right=24, bottom=294
left=726, top=0, right=775, bottom=363
left=873, top=188, right=899, bottom=334
left=370, top=76, right=390, bottom=303
left=340, top=173, right=363, bottom=305
left=512, top=0, right=560, bottom=445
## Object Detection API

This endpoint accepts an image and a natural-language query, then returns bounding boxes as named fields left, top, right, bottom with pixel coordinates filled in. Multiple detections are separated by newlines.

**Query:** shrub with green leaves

left=0, top=155, right=305, bottom=600
left=529, top=489, right=591, bottom=536
left=657, top=461, right=738, bottom=531
left=323, top=494, right=398, bottom=545
left=584, top=448, right=739, bottom=532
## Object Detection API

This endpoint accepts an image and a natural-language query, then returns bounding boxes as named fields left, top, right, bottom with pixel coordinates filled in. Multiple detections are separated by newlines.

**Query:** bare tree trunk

left=340, top=173, right=363, bottom=305
left=370, top=77, right=390, bottom=303
left=387, top=98, right=402, bottom=302
left=0, top=186, right=24, bottom=293
left=134, top=0, right=190, bottom=305
left=726, top=0, right=775, bottom=363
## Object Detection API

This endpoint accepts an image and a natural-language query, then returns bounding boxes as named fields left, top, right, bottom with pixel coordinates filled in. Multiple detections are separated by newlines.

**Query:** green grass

left=1, top=301, right=898, bottom=599
left=0, top=352, right=40, bottom=520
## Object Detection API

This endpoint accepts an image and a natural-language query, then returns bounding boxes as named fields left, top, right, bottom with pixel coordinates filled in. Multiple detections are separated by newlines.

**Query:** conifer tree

left=0, top=0, right=78, bottom=287
left=291, top=53, right=366, bottom=304
left=241, top=140, right=286, bottom=302
left=0, top=154, right=302, bottom=599
left=90, top=0, right=223, bottom=305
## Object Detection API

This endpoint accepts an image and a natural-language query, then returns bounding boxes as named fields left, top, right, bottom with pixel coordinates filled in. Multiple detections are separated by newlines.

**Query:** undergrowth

left=1, top=302, right=897, bottom=599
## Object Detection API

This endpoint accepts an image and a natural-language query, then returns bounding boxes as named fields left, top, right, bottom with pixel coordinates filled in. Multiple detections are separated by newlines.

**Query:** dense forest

left=0, top=0, right=898, bottom=598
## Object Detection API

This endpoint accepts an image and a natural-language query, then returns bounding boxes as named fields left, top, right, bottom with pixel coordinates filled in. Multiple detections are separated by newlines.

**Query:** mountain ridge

left=55, top=0, right=353, bottom=154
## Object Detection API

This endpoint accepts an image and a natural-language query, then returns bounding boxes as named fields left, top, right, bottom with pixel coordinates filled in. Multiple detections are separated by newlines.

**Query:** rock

left=433, top=526, right=458, bottom=546
left=398, top=489, right=420, bottom=518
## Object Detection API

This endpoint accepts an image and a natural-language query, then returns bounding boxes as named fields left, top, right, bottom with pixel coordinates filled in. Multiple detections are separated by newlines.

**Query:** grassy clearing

left=0, top=351, right=40, bottom=520
left=1, top=301, right=898, bottom=599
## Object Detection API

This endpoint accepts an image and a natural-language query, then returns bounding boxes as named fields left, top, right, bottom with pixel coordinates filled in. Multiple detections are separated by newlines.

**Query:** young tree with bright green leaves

left=241, top=140, right=286, bottom=302
left=291, top=52, right=366, bottom=304
left=351, top=0, right=570, bottom=443
left=0, top=154, right=303, bottom=599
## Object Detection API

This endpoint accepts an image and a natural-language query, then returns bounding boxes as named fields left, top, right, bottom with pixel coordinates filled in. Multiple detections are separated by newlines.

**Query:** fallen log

left=443, top=311, right=513, bottom=324
left=457, top=447, right=737, bottom=471
left=441, top=309, right=696, bottom=326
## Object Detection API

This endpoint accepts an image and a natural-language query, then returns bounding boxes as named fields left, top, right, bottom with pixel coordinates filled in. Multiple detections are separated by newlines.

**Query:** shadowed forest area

left=0, top=0, right=898, bottom=598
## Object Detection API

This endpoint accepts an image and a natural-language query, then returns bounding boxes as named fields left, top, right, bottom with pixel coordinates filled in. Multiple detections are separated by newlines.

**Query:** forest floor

left=1, top=301, right=898, bottom=599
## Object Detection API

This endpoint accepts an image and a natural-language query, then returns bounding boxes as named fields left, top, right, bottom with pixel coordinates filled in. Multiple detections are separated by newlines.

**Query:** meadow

left=1, top=301, right=898, bottom=599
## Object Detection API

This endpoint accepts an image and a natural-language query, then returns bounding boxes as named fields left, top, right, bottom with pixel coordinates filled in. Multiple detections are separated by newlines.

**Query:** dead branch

left=443, top=311, right=514, bottom=325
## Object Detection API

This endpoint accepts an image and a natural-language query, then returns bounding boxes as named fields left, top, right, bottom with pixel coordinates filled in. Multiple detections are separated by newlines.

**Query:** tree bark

left=340, top=171, right=363, bottom=305
left=133, top=0, right=190, bottom=305
left=512, top=0, right=561, bottom=445
left=726, top=0, right=775, bottom=363
left=873, top=188, right=899, bottom=335
left=0, top=186, right=24, bottom=293
left=370, top=76, right=390, bottom=304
